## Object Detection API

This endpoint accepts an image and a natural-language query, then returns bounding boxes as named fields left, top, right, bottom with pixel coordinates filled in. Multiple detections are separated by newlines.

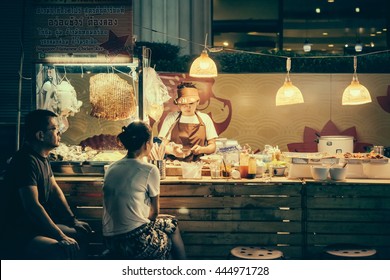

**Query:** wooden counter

left=53, top=176, right=390, bottom=259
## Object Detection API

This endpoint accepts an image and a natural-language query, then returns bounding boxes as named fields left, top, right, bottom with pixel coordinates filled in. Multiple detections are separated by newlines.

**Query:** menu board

left=33, top=0, right=133, bottom=63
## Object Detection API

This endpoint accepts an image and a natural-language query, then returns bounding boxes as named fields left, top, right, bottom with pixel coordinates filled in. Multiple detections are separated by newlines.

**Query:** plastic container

left=181, top=162, right=203, bottom=179
left=210, top=160, right=222, bottom=179
left=150, top=160, right=166, bottom=180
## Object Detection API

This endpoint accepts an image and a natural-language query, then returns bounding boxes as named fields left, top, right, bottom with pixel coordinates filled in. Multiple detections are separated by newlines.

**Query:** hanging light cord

left=135, top=23, right=390, bottom=61
left=353, top=56, right=358, bottom=80
left=285, top=58, right=291, bottom=81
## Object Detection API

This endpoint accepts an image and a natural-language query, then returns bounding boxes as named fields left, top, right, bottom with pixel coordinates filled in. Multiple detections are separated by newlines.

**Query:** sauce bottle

left=247, top=155, right=257, bottom=179
left=239, top=152, right=249, bottom=178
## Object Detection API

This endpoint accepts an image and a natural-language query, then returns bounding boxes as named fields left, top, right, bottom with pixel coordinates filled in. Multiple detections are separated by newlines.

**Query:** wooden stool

left=230, top=246, right=284, bottom=260
left=324, top=244, right=377, bottom=259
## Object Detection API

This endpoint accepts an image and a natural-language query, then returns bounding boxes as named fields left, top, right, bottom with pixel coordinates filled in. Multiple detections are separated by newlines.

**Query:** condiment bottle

left=247, top=155, right=257, bottom=179
left=239, top=152, right=249, bottom=178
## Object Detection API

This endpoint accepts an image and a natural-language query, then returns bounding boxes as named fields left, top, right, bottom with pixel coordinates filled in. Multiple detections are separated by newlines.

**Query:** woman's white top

left=102, top=158, right=160, bottom=236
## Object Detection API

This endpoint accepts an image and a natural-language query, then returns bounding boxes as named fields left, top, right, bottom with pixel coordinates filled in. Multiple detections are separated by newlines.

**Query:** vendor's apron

left=167, top=112, right=206, bottom=162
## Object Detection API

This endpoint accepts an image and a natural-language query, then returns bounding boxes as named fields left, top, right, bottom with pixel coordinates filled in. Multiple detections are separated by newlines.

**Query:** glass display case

left=35, top=62, right=140, bottom=173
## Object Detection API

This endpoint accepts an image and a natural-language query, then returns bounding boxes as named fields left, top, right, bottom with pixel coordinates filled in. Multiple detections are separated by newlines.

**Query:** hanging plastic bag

left=144, top=67, right=171, bottom=122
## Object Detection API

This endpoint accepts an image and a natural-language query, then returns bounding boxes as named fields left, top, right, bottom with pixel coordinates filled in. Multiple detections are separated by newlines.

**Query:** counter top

left=52, top=175, right=390, bottom=185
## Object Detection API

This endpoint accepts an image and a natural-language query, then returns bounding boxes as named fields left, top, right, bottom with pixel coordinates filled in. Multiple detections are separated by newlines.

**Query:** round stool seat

left=230, top=246, right=283, bottom=260
left=325, top=244, right=376, bottom=259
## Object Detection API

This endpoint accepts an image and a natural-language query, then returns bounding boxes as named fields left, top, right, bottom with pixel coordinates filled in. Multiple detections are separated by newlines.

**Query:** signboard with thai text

left=33, top=0, right=133, bottom=63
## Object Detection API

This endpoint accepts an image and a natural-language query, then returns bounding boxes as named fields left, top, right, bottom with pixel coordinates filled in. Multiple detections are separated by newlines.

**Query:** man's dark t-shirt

left=1, top=144, right=53, bottom=253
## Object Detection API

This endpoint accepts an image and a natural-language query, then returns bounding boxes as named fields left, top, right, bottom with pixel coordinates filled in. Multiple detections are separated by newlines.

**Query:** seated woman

left=102, top=121, right=186, bottom=259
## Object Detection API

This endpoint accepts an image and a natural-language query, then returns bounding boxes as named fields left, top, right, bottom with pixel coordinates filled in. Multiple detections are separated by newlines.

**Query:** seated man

left=0, top=109, right=92, bottom=259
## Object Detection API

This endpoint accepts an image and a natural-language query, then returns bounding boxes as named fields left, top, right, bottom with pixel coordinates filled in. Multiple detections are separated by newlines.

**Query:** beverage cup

left=210, top=161, right=221, bottom=179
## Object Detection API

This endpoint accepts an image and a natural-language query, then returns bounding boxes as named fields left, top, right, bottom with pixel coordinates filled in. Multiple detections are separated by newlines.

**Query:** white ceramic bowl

left=329, top=166, right=347, bottom=181
left=273, top=166, right=286, bottom=176
left=310, top=165, right=329, bottom=181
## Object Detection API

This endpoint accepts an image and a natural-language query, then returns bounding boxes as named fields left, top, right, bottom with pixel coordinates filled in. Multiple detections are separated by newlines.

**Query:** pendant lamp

left=342, top=56, right=371, bottom=105
left=303, top=39, right=311, bottom=52
left=276, top=58, right=304, bottom=106
left=189, top=34, right=218, bottom=78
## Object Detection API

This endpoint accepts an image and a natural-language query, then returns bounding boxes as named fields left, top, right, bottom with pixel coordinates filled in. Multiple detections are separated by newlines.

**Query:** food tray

left=50, top=161, right=110, bottom=175
left=344, top=158, right=370, bottom=164
left=344, top=155, right=388, bottom=164
left=284, top=152, right=338, bottom=165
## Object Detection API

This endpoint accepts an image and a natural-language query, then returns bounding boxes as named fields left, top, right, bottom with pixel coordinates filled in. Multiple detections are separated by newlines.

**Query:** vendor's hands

left=73, top=218, right=93, bottom=234
left=169, top=143, right=191, bottom=158
left=58, top=236, right=80, bottom=259
left=191, top=145, right=203, bottom=155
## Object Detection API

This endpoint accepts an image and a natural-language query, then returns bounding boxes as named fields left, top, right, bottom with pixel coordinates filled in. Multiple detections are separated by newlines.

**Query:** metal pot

left=384, top=147, right=390, bottom=158
left=317, top=135, right=354, bottom=154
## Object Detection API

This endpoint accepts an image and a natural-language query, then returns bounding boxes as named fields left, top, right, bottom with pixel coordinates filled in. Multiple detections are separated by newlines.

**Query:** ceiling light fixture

left=342, top=56, right=372, bottom=105
left=355, top=41, right=363, bottom=52
left=303, top=40, right=311, bottom=52
left=276, top=58, right=304, bottom=106
left=189, top=33, right=218, bottom=78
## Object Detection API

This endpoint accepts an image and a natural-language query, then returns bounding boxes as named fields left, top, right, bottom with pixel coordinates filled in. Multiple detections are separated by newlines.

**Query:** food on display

left=200, top=154, right=223, bottom=163
left=90, top=73, right=136, bottom=120
left=80, top=134, right=124, bottom=150
left=56, top=81, right=83, bottom=117
left=49, top=143, right=125, bottom=162
left=343, top=152, right=384, bottom=159
left=90, top=151, right=124, bottom=162
left=343, top=151, right=388, bottom=164
left=50, top=144, right=97, bottom=162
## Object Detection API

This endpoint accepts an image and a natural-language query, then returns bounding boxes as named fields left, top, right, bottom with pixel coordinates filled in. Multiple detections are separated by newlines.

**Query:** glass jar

left=239, top=152, right=249, bottom=178
left=247, top=155, right=257, bottom=179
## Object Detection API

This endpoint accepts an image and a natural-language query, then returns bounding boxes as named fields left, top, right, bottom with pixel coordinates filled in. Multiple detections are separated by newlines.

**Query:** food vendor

left=158, top=82, right=218, bottom=162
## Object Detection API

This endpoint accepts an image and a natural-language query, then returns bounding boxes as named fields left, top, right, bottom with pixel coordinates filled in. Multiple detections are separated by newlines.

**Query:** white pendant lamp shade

left=276, top=58, right=304, bottom=106
left=303, top=40, right=311, bottom=52
left=355, top=42, right=363, bottom=52
left=342, top=56, right=372, bottom=105
left=276, top=80, right=304, bottom=106
left=342, top=78, right=372, bottom=105
left=189, top=49, right=218, bottom=78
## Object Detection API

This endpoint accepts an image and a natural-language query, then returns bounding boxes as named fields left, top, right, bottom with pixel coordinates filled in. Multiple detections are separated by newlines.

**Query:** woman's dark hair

left=24, top=109, right=58, bottom=142
left=117, top=121, right=152, bottom=152
left=177, top=82, right=196, bottom=90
